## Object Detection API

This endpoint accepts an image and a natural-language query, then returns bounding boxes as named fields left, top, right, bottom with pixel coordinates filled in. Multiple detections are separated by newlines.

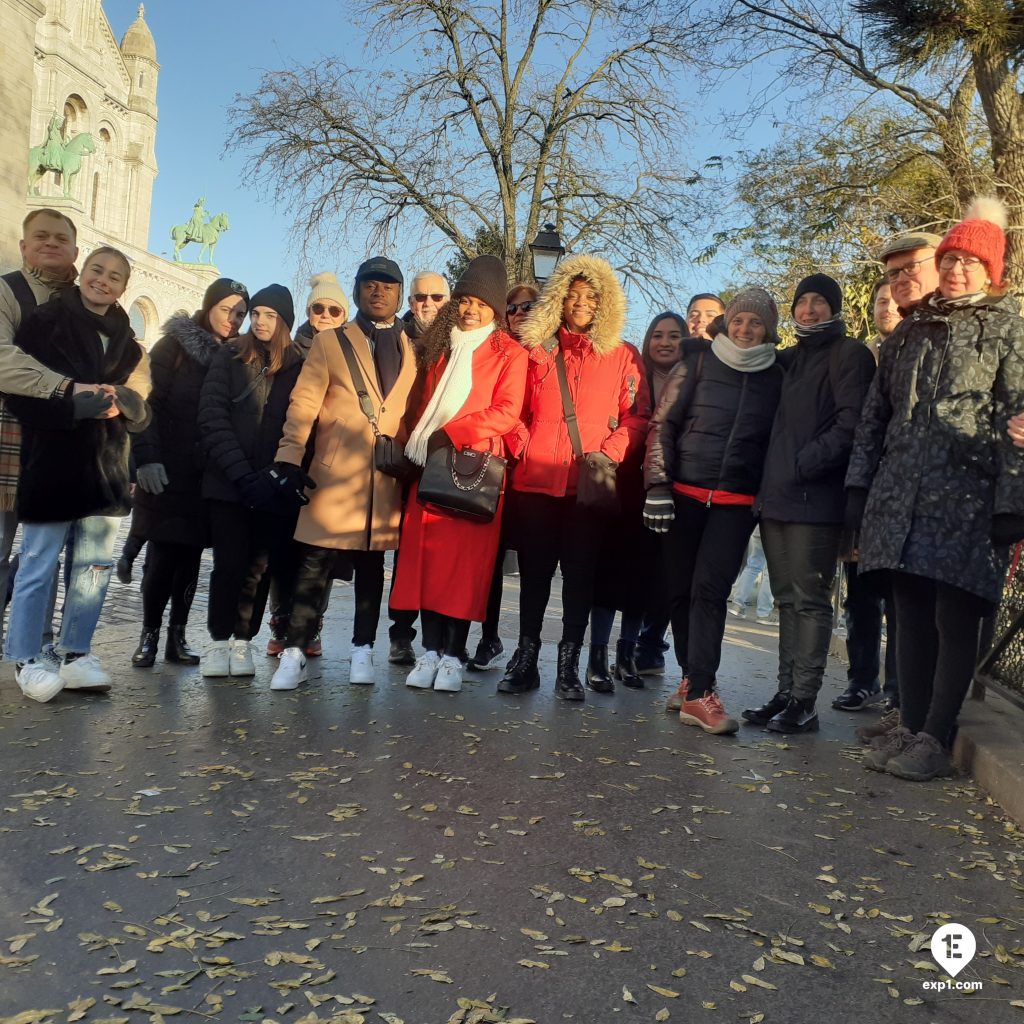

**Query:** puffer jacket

left=509, top=254, right=650, bottom=496
left=198, top=341, right=303, bottom=504
left=645, top=347, right=783, bottom=495
left=846, top=291, right=1024, bottom=604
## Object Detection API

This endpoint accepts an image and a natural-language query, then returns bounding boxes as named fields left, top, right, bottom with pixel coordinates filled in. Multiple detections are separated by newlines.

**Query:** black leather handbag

left=417, top=445, right=506, bottom=522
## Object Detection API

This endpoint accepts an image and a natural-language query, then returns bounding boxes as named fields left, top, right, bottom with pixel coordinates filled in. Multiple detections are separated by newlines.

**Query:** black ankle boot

left=614, top=639, right=644, bottom=689
left=555, top=641, right=585, bottom=702
left=742, top=691, right=790, bottom=725
left=132, top=628, right=159, bottom=668
left=497, top=637, right=541, bottom=694
left=165, top=626, right=200, bottom=665
left=586, top=643, right=614, bottom=693
left=766, top=695, right=819, bottom=734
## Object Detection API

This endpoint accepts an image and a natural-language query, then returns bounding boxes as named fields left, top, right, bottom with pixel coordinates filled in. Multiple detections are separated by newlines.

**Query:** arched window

left=128, top=298, right=157, bottom=347
left=62, top=94, right=88, bottom=135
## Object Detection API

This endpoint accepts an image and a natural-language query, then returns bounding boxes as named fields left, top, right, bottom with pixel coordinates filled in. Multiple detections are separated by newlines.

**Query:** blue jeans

left=732, top=527, right=774, bottom=617
left=5, top=516, right=120, bottom=662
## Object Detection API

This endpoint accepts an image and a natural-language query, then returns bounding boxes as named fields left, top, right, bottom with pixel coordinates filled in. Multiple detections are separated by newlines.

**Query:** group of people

left=0, top=196, right=1021, bottom=786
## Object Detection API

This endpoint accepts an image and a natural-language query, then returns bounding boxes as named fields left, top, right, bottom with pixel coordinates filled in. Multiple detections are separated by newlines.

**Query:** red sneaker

left=679, top=690, right=739, bottom=735
left=305, top=617, right=324, bottom=658
left=266, top=615, right=286, bottom=657
left=666, top=678, right=689, bottom=712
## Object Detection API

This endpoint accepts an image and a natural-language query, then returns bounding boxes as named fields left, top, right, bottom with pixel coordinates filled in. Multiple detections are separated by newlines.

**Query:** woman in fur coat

left=498, top=254, right=650, bottom=702
left=129, top=278, right=249, bottom=669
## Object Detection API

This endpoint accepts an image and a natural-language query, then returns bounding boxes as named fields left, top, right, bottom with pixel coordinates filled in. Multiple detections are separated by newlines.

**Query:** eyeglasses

left=884, top=258, right=930, bottom=282
left=938, top=254, right=983, bottom=272
left=311, top=303, right=344, bottom=318
left=413, top=293, right=447, bottom=303
left=507, top=301, right=535, bottom=315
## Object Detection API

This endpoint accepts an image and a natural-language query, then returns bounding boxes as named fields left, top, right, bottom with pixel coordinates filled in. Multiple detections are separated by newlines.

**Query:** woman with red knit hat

left=846, top=197, right=1024, bottom=781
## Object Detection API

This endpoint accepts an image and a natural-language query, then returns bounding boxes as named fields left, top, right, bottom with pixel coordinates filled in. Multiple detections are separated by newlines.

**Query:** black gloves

left=268, top=462, right=317, bottom=507
left=992, top=513, right=1024, bottom=548
left=72, top=390, right=114, bottom=420
left=844, top=487, right=869, bottom=534
left=237, top=471, right=278, bottom=510
left=643, top=484, right=675, bottom=533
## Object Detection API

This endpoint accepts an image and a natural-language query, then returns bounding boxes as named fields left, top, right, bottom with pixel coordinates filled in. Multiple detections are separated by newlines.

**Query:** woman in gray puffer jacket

left=846, top=198, right=1024, bottom=782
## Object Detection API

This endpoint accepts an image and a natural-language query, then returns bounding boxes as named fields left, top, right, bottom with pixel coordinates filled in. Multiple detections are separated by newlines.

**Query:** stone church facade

left=0, top=0, right=217, bottom=344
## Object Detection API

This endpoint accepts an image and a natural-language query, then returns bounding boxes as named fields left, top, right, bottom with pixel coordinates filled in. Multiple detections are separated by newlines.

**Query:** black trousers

left=207, top=500, right=297, bottom=642
left=515, top=492, right=606, bottom=644
left=844, top=562, right=898, bottom=700
left=664, top=496, right=756, bottom=696
left=141, top=541, right=203, bottom=629
left=421, top=608, right=471, bottom=657
left=889, top=572, right=991, bottom=743
left=761, top=519, right=841, bottom=701
left=287, top=544, right=385, bottom=649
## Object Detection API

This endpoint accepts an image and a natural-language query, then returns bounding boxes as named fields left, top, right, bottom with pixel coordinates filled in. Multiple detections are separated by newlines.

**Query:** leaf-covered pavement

left=1, top=590, right=1022, bottom=1024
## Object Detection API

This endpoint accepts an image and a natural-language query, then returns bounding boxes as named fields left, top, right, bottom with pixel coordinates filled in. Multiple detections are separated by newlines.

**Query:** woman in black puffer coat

left=130, top=278, right=249, bottom=669
left=644, top=288, right=783, bottom=736
left=197, top=284, right=306, bottom=680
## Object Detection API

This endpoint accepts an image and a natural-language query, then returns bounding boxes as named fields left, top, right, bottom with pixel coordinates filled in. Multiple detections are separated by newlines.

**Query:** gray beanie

left=723, top=286, right=779, bottom=344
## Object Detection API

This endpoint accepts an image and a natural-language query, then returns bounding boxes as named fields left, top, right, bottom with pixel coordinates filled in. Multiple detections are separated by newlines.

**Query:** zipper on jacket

left=234, top=364, right=268, bottom=403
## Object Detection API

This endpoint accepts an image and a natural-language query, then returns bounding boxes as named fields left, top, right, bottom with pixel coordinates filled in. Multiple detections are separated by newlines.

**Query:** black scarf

left=794, top=317, right=845, bottom=347
left=51, top=289, right=139, bottom=384
left=355, top=311, right=405, bottom=395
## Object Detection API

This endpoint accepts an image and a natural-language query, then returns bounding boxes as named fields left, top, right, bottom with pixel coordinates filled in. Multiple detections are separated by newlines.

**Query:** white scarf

left=711, top=334, right=777, bottom=373
left=406, top=322, right=495, bottom=465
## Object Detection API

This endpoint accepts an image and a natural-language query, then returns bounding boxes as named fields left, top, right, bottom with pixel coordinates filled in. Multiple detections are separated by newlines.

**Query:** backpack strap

left=1, top=271, right=38, bottom=328
left=336, top=329, right=380, bottom=437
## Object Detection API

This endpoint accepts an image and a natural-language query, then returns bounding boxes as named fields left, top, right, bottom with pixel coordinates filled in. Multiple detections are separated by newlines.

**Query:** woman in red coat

left=391, top=256, right=528, bottom=693
left=499, top=254, right=651, bottom=702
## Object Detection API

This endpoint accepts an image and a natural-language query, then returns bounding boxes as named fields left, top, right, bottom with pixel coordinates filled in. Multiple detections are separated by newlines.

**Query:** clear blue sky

left=105, top=0, right=777, bottom=328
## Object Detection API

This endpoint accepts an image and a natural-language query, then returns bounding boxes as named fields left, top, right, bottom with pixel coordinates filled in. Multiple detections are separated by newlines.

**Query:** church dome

left=120, top=4, right=156, bottom=62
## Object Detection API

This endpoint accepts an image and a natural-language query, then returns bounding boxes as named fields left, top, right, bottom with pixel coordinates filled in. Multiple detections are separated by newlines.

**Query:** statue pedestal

left=26, top=194, right=84, bottom=214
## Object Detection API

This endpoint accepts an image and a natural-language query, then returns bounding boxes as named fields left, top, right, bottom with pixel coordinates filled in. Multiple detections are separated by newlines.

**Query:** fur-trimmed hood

left=162, top=312, right=223, bottom=367
left=519, top=254, right=627, bottom=355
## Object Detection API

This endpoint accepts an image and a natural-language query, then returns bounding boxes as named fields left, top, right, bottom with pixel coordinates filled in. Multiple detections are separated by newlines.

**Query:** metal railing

left=974, top=543, right=1024, bottom=709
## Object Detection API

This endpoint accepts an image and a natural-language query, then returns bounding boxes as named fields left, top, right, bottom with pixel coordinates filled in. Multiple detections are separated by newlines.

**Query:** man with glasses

left=877, top=230, right=942, bottom=311
left=401, top=271, right=450, bottom=351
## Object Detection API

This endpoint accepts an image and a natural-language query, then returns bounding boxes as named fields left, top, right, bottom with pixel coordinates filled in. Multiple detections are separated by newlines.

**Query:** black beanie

left=248, top=283, right=295, bottom=330
left=792, top=273, right=842, bottom=317
left=452, top=255, right=508, bottom=320
left=201, top=277, right=249, bottom=317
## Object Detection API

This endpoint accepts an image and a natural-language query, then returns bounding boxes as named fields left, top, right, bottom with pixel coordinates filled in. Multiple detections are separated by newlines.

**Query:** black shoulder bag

left=417, top=442, right=507, bottom=523
left=336, top=330, right=415, bottom=482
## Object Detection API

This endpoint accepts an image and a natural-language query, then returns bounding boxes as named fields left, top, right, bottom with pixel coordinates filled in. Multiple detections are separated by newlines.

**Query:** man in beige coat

left=271, top=256, right=418, bottom=690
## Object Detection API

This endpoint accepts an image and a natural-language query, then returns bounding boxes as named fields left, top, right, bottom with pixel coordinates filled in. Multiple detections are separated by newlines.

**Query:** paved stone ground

left=1, top=543, right=1024, bottom=1024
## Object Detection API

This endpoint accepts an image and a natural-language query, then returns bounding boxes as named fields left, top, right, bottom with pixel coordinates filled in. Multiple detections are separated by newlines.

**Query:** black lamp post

left=529, top=222, right=565, bottom=284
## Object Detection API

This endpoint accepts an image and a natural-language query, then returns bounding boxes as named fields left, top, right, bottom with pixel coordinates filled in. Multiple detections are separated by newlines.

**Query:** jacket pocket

left=319, top=418, right=345, bottom=468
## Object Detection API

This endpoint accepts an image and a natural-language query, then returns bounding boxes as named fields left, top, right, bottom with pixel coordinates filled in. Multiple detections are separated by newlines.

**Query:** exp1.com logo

left=924, top=924, right=983, bottom=993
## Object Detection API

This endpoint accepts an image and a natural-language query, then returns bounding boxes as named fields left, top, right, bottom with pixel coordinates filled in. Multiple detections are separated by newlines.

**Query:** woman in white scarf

left=390, top=256, right=529, bottom=694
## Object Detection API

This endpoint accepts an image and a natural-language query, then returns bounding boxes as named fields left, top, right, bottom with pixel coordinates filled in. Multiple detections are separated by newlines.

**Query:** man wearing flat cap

left=877, top=230, right=943, bottom=314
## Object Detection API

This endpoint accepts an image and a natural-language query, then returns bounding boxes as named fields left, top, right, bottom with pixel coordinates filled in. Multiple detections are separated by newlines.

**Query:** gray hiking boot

left=856, top=706, right=901, bottom=746
left=886, top=732, right=954, bottom=782
left=863, top=725, right=914, bottom=772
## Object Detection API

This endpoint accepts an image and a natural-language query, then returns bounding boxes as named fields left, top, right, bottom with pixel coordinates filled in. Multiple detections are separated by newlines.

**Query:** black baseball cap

left=355, top=256, right=403, bottom=288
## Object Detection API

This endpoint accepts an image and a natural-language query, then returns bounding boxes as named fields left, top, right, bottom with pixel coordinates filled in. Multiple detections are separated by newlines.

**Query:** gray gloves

left=136, top=463, right=169, bottom=495
left=643, top=484, right=675, bottom=533
left=72, top=390, right=114, bottom=420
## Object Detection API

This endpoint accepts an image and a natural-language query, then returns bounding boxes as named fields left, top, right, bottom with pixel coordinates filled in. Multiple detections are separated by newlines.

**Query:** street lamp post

left=529, top=222, right=565, bottom=284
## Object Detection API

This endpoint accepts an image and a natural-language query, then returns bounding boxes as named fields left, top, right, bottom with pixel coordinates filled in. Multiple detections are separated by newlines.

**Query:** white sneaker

left=349, top=645, right=375, bottom=685
left=433, top=655, right=463, bottom=692
left=229, top=638, right=256, bottom=677
left=406, top=651, right=440, bottom=689
left=202, top=639, right=230, bottom=678
left=15, top=660, right=64, bottom=703
left=728, top=602, right=746, bottom=618
left=59, top=653, right=112, bottom=691
left=271, top=647, right=307, bottom=691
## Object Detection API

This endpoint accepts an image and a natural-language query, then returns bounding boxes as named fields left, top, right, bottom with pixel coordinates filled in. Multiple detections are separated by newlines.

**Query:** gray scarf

left=712, top=334, right=777, bottom=373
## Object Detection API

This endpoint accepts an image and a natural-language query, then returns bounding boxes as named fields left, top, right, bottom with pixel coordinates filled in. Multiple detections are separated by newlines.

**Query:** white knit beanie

left=306, top=272, right=349, bottom=319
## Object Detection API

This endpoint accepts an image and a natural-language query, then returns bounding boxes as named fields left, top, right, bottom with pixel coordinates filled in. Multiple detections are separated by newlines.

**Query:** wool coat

left=275, top=320, right=417, bottom=551
left=390, top=330, right=528, bottom=621
left=509, top=254, right=650, bottom=497
left=846, top=291, right=1024, bottom=605
left=131, top=314, right=227, bottom=545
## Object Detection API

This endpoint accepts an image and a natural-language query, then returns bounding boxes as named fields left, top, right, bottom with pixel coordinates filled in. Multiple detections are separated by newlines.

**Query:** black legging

left=889, top=571, right=992, bottom=743
left=141, top=541, right=203, bottom=629
left=421, top=608, right=471, bottom=657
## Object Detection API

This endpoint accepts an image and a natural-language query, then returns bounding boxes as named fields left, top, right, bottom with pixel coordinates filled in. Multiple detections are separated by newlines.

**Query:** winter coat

left=391, top=331, right=529, bottom=620
left=757, top=321, right=876, bottom=523
left=846, top=291, right=1024, bottom=605
left=7, top=291, right=150, bottom=523
left=646, top=347, right=783, bottom=496
left=199, top=341, right=304, bottom=505
left=275, top=320, right=417, bottom=551
left=509, top=254, right=651, bottom=496
left=131, top=314, right=228, bottom=545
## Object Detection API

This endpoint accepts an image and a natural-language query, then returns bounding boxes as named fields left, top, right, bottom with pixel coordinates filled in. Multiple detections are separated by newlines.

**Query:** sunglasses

left=413, top=293, right=447, bottom=303
left=507, top=301, right=535, bottom=315
left=311, top=303, right=344, bottom=318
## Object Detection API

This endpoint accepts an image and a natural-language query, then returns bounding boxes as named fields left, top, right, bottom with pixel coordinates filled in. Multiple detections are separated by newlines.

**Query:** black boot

left=742, top=691, right=790, bottom=725
left=165, top=625, right=201, bottom=665
left=497, top=637, right=541, bottom=694
left=766, top=695, right=819, bottom=734
left=555, top=641, right=585, bottom=702
left=132, top=628, right=159, bottom=668
left=586, top=644, right=614, bottom=693
left=614, top=639, right=644, bottom=689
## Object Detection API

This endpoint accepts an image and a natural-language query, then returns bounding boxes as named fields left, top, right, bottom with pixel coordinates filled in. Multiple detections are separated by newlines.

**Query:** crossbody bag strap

left=337, top=329, right=380, bottom=437
left=554, top=348, right=584, bottom=460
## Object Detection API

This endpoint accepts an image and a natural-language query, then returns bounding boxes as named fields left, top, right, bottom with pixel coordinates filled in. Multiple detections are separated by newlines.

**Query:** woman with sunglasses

left=467, top=282, right=539, bottom=671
